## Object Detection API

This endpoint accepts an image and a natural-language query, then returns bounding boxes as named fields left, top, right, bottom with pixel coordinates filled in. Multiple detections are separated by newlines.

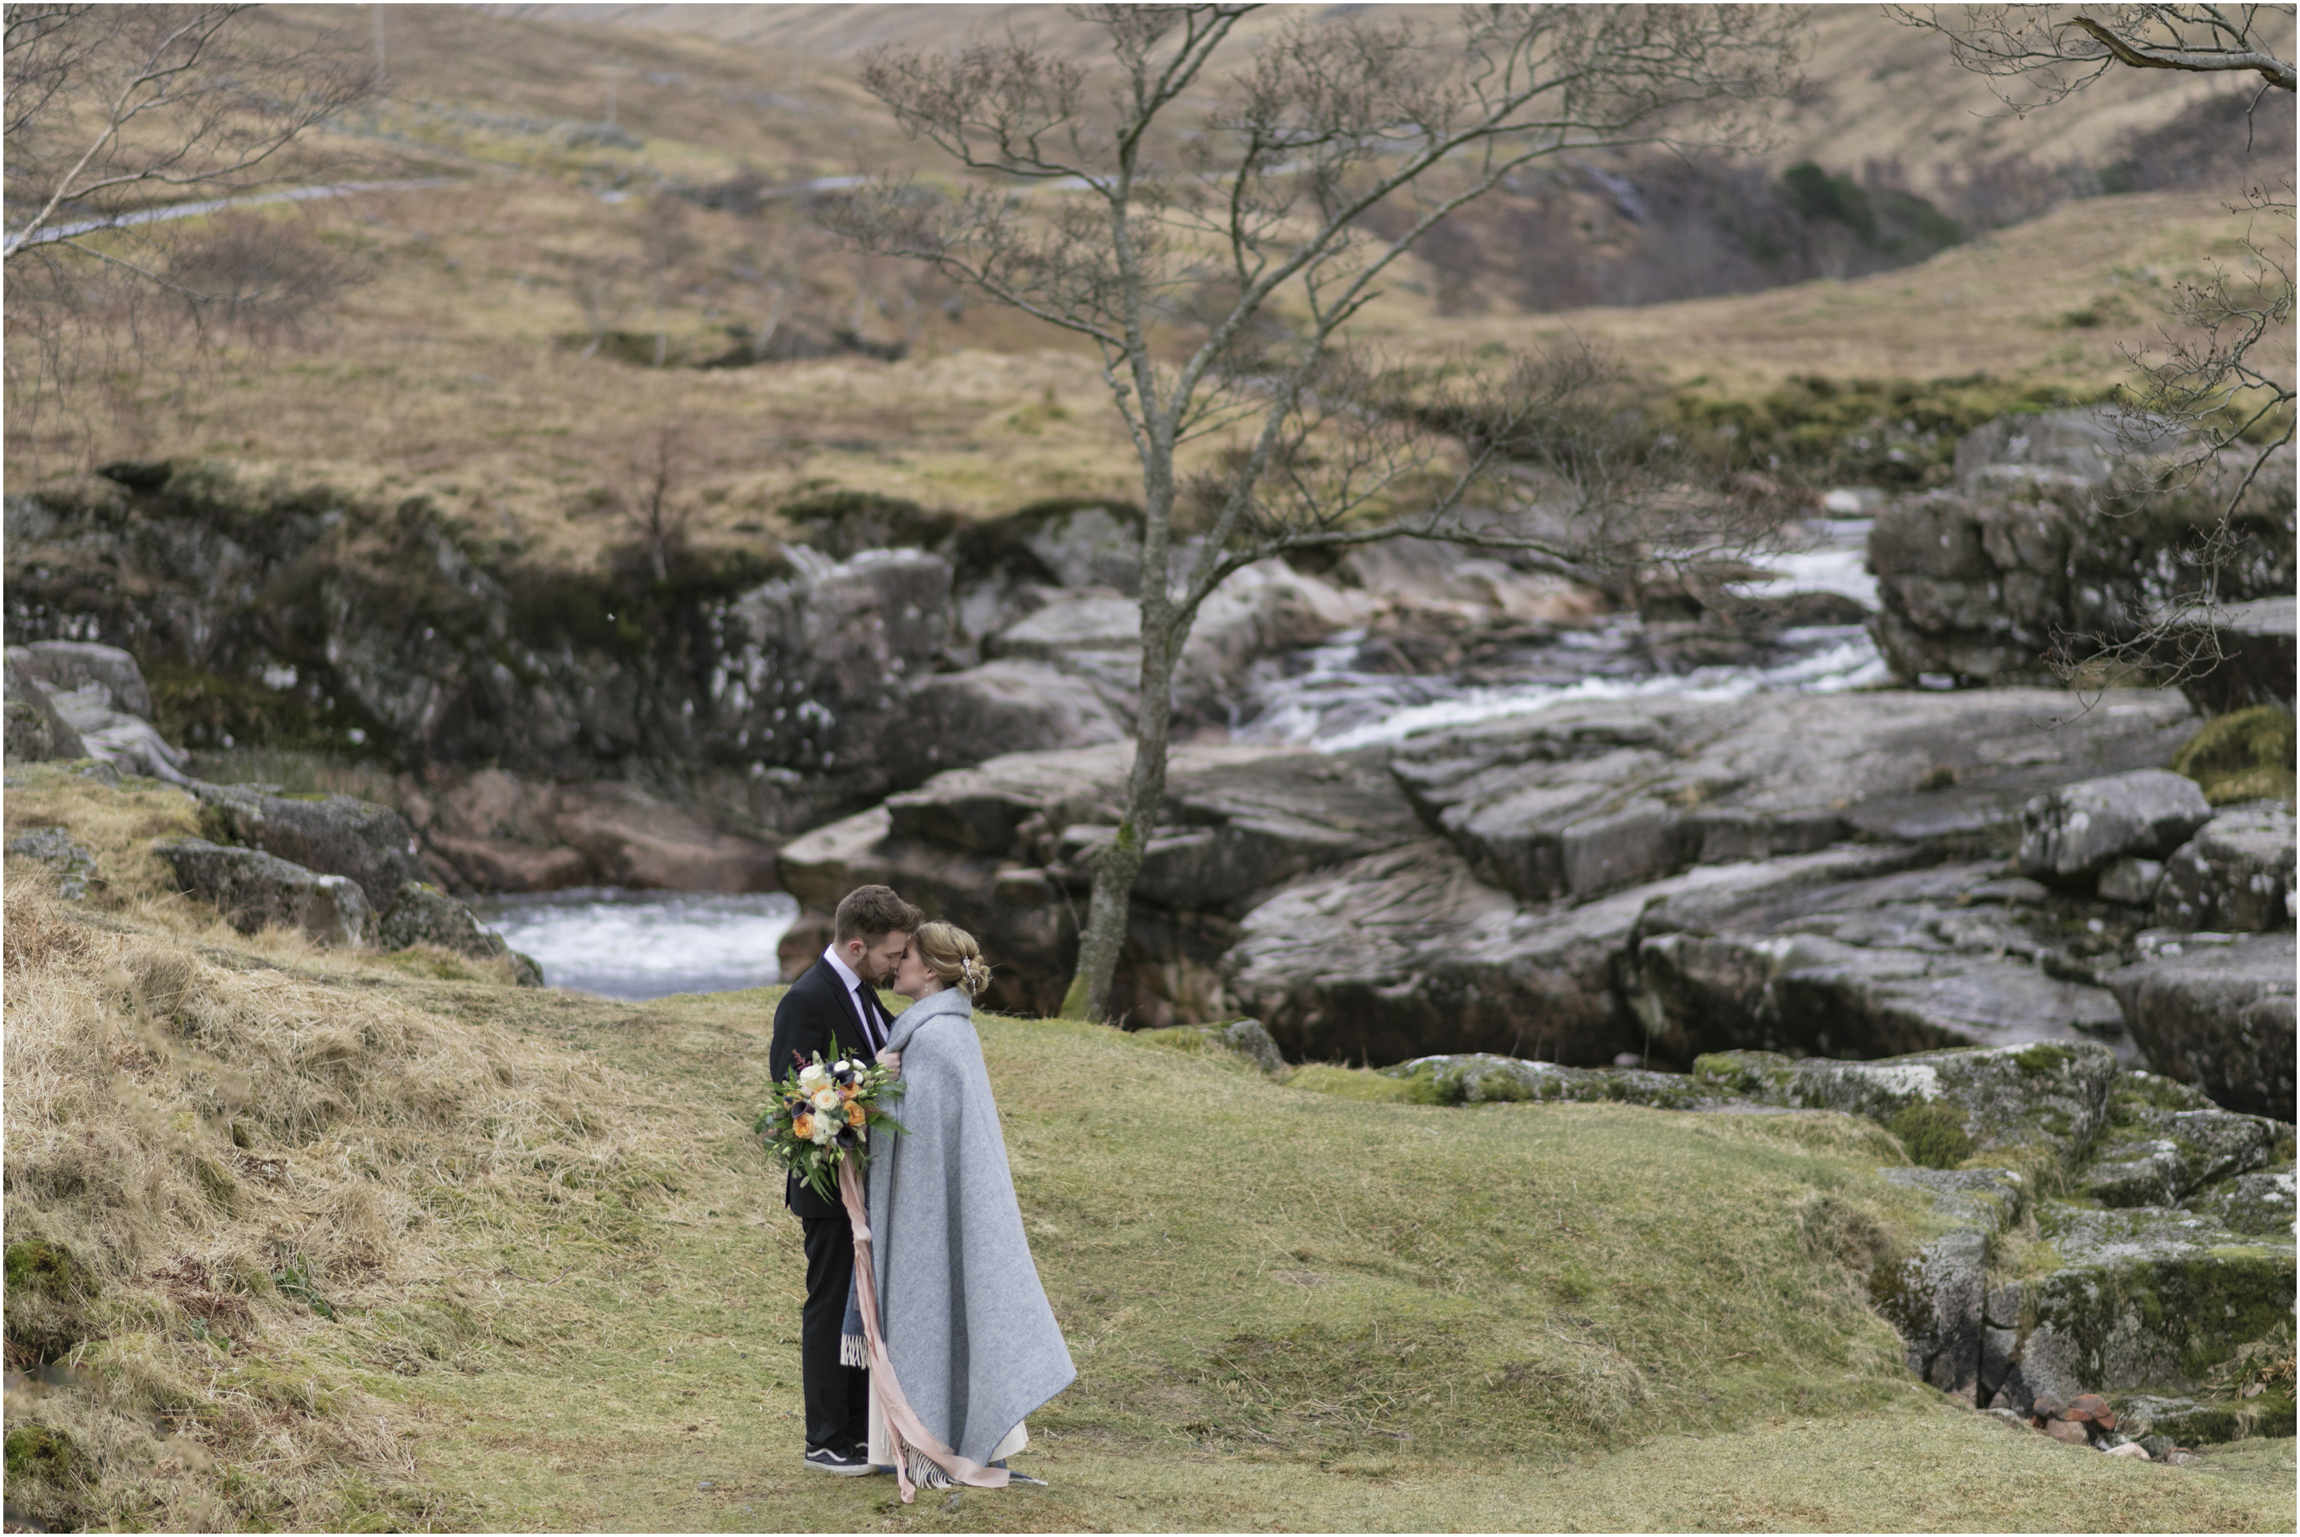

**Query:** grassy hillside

left=10, top=3, right=2288, bottom=559
left=5, top=764, right=2293, bottom=1531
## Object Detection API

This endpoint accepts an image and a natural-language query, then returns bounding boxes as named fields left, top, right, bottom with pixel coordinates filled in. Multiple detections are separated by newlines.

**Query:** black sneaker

left=804, top=1444, right=872, bottom=1476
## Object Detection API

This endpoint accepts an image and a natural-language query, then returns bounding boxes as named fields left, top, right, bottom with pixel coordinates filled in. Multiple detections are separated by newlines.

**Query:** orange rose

left=845, top=1102, right=866, bottom=1128
left=792, top=1113, right=815, bottom=1140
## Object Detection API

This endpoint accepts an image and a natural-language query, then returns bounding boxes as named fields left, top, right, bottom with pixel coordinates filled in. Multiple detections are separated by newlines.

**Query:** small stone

left=2041, top=1418, right=2091, bottom=1446
left=2066, top=1392, right=2108, bottom=1423
left=2030, top=1390, right=2068, bottom=1421
left=2139, top=1434, right=2176, bottom=1461
left=2104, top=1441, right=2149, bottom=1459
left=2097, top=857, right=2163, bottom=906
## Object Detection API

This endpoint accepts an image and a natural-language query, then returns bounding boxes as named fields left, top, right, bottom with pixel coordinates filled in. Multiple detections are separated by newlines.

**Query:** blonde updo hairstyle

left=913, top=920, right=992, bottom=1000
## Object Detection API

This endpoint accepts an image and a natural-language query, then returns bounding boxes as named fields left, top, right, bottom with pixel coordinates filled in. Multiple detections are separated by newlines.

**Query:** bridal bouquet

left=755, top=1054, right=905, bottom=1201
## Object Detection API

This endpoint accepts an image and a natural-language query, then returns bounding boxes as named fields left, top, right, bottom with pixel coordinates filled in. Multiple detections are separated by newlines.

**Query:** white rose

left=812, top=1088, right=841, bottom=1112
left=798, top=1067, right=828, bottom=1089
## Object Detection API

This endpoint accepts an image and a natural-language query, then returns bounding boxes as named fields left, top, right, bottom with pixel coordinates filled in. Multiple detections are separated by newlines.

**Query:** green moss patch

left=2174, top=706, right=2297, bottom=807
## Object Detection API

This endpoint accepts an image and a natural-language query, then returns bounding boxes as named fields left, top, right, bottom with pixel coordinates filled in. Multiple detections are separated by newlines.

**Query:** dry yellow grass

left=13, top=3, right=2285, bottom=562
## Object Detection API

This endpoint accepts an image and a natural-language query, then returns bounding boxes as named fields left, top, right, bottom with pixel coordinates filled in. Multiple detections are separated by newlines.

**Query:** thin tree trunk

left=1065, top=416, right=1183, bottom=1020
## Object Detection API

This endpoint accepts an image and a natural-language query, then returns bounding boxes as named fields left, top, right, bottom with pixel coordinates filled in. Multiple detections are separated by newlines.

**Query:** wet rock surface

left=153, top=837, right=375, bottom=947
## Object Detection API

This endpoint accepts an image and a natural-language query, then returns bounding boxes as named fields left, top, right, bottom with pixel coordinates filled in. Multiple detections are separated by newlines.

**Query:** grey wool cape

left=841, top=988, right=1075, bottom=1465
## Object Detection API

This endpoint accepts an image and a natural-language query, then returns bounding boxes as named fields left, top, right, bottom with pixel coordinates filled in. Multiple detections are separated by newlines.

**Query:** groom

left=770, top=883, right=922, bottom=1475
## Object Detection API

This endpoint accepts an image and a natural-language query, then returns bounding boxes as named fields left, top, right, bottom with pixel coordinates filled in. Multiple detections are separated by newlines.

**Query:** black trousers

left=799, top=1211, right=869, bottom=1452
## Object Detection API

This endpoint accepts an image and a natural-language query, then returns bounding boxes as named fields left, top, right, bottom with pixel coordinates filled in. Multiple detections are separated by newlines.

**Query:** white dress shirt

left=821, top=945, right=884, bottom=1055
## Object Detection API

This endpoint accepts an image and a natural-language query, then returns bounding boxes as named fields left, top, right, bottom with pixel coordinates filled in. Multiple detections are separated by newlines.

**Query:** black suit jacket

left=769, top=958, right=894, bottom=1219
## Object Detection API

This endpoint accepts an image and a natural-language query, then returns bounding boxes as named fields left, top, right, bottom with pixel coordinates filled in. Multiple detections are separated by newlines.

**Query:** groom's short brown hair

left=833, top=884, right=922, bottom=943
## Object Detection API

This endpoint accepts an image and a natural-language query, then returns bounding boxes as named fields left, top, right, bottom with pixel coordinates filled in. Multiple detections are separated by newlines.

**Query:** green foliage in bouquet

left=755, top=1054, right=905, bottom=1201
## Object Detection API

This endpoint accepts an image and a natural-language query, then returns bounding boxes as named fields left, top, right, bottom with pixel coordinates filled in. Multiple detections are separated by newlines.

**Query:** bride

left=844, top=920, right=1074, bottom=1490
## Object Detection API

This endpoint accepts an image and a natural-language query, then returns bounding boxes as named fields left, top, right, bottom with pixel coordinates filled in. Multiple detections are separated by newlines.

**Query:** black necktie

left=851, top=981, right=881, bottom=1054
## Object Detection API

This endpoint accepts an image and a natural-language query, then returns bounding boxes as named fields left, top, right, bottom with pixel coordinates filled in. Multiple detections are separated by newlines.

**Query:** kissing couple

left=767, top=884, right=1074, bottom=1490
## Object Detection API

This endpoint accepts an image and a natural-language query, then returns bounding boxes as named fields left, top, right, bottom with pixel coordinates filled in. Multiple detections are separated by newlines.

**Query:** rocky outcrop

left=2152, top=802, right=2295, bottom=933
left=3, top=655, right=85, bottom=764
left=395, top=771, right=779, bottom=893
left=1291, top=1033, right=2292, bottom=1420
left=6, top=828, right=97, bottom=900
left=2076, top=1071, right=2281, bottom=1207
left=778, top=739, right=1426, bottom=1021
left=376, top=882, right=543, bottom=985
left=2016, top=770, right=2211, bottom=886
left=1991, top=1204, right=2294, bottom=1411
left=153, top=837, right=375, bottom=947
left=1867, top=413, right=2294, bottom=686
left=2160, top=596, right=2297, bottom=717
left=1231, top=841, right=1920, bottom=1067
left=193, top=783, right=428, bottom=912
left=1137, top=1018, right=1287, bottom=1076
left=884, top=660, right=1124, bottom=789
left=1387, top=689, right=2195, bottom=904
left=9, top=641, right=154, bottom=717
left=2107, top=934, right=2296, bottom=1120
left=1628, top=861, right=2136, bottom=1066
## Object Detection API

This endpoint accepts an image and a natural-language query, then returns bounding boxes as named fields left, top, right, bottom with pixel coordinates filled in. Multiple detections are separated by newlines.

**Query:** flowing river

left=488, top=519, right=1885, bottom=995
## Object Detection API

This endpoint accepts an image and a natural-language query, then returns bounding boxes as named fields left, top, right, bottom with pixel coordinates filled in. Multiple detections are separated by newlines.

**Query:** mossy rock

left=1691, top=1049, right=1800, bottom=1100
left=2173, top=706, right=2296, bottom=807
left=1379, top=1054, right=1727, bottom=1110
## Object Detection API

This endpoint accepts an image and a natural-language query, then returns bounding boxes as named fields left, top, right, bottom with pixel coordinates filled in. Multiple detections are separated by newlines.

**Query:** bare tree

left=3, top=4, right=374, bottom=453
left=603, top=423, right=695, bottom=583
left=1894, top=5, right=2294, bottom=692
left=838, top=4, right=1803, bottom=1020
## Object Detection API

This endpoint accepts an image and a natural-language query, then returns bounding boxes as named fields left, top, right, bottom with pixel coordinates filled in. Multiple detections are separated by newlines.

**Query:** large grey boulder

left=2152, top=802, right=2295, bottom=932
left=709, top=547, right=957, bottom=812
left=1387, top=689, right=2195, bottom=904
left=2, top=655, right=86, bottom=763
left=1628, top=860, right=2134, bottom=1067
left=2016, top=769, right=2211, bottom=884
left=1226, top=842, right=1918, bottom=1068
left=153, top=837, right=374, bottom=946
left=885, top=660, right=1124, bottom=791
left=986, top=588, right=1139, bottom=663
left=7, top=640, right=153, bottom=718
left=193, top=783, right=427, bottom=911
left=2107, top=933, right=2296, bottom=1119
left=42, top=678, right=191, bottom=783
